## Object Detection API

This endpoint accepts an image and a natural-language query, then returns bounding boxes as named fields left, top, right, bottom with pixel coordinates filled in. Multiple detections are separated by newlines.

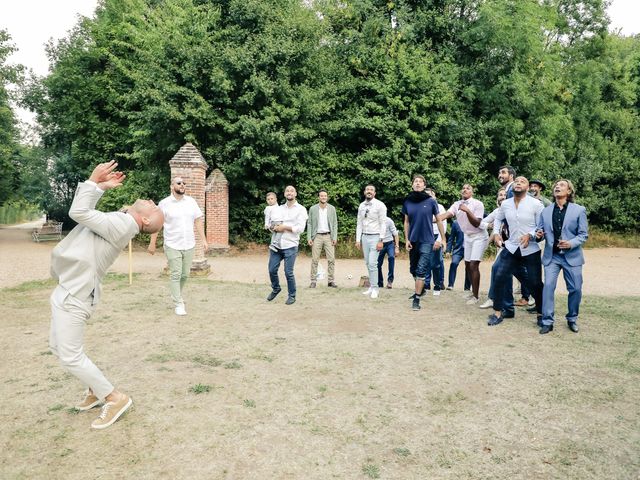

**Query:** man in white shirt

left=267, top=185, right=308, bottom=305
left=307, top=189, right=338, bottom=288
left=377, top=217, right=400, bottom=289
left=438, top=184, right=488, bottom=304
left=148, top=177, right=208, bottom=316
left=356, top=184, right=387, bottom=299
left=487, top=177, right=544, bottom=327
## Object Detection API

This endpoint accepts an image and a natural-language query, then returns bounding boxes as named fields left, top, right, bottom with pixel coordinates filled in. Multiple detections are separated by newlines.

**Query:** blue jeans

left=425, top=246, right=445, bottom=290
left=361, top=234, right=380, bottom=287
left=268, top=247, right=298, bottom=297
left=409, top=242, right=434, bottom=281
left=448, top=252, right=470, bottom=290
left=377, top=241, right=395, bottom=287
left=541, top=253, right=583, bottom=326
left=492, top=249, right=543, bottom=315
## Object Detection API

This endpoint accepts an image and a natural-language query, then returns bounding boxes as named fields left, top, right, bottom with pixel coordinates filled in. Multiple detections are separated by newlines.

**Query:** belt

left=362, top=233, right=379, bottom=235
left=317, top=232, right=330, bottom=235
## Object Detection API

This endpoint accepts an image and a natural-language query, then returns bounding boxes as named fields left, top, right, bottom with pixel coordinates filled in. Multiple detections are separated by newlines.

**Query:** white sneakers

left=175, top=303, right=187, bottom=316
left=362, top=287, right=379, bottom=299
left=479, top=299, right=493, bottom=309
left=466, top=297, right=479, bottom=305
left=462, top=290, right=473, bottom=300
left=433, top=290, right=441, bottom=296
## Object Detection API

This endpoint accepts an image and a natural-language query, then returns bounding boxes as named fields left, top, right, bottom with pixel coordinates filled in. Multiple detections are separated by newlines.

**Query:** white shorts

left=463, top=231, right=489, bottom=262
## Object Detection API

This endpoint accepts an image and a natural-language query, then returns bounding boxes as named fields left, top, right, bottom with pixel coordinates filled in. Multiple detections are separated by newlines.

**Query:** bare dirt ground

left=2, top=222, right=639, bottom=295
left=1, top=223, right=639, bottom=479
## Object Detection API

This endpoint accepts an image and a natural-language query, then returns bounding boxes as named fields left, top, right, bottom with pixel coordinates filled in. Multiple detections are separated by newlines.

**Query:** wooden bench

left=32, top=221, right=63, bottom=242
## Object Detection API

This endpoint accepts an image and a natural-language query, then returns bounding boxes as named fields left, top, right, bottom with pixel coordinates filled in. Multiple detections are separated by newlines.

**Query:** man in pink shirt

left=438, top=184, right=488, bottom=304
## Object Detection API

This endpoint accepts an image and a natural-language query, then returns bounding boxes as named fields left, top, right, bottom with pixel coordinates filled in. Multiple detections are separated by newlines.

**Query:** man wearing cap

left=529, top=180, right=551, bottom=207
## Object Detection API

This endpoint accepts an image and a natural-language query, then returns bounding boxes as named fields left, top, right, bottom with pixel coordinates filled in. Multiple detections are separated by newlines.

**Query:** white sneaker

left=362, top=287, right=372, bottom=296
left=462, top=290, right=473, bottom=299
left=479, top=299, right=493, bottom=309
left=433, top=290, right=441, bottom=296
left=528, top=297, right=535, bottom=306
left=175, top=304, right=187, bottom=316
left=370, top=288, right=379, bottom=299
left=466, top=297, right=479, bottom=305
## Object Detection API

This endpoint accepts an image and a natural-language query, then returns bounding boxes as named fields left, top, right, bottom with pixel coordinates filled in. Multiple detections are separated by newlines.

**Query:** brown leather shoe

left=386, top=282, right=393, bottom=289
left=515, top=298, right=529, bottom=307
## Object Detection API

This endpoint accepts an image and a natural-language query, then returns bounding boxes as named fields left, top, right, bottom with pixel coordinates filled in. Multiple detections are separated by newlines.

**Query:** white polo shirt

left=158, top=194, right=203, bottom=250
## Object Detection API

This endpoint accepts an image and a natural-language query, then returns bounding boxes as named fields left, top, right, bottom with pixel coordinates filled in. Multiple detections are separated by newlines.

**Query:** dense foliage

left=11, top=0, right=640, bottom=235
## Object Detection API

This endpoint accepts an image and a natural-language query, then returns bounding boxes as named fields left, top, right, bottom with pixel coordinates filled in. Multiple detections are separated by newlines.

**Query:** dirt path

left=1, top=224, right=638, bottom=295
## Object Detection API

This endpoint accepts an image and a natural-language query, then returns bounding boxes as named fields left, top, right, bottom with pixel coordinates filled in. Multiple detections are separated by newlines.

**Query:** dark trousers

left=377, top=241, right=396, bottom=287
left=268, top=246, right=298, bottom=297
left=448, top=252, right=470, bottom=290
left=424, top=246, right=445, bottom=290
left=492, top=248, right=543, bottom=315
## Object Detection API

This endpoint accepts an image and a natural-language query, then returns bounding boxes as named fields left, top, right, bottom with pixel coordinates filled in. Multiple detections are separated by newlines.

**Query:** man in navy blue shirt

left=402, top=175, right=446, bottom=311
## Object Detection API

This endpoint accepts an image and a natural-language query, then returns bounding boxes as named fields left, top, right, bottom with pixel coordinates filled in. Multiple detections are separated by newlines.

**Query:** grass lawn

left=1, top=274, right=638, bottom=479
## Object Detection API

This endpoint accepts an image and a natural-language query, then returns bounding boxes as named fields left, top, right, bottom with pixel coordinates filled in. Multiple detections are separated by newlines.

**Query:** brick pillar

left=205, top=169, right=230, bottom=253
left=169, top=143, right=210, bottom=275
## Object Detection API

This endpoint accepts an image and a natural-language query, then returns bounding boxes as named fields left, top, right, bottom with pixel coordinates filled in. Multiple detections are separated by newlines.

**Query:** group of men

left=262, top=167, right=588, bottom=341
left=48, top=161, right=588, bottom=430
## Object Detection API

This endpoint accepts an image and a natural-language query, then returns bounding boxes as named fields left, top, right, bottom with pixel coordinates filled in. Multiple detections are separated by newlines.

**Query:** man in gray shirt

left=377, top=217, right=400, bottom=289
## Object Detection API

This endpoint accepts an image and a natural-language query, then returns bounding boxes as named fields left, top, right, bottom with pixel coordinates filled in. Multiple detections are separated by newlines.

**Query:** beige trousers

left=310, top=233, right=335, bottom=282
left=49, top=285, right=114, bottom=400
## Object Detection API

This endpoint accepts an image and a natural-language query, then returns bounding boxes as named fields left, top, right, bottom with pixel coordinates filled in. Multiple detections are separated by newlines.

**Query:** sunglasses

left=364, top=208, right=369, bottom=218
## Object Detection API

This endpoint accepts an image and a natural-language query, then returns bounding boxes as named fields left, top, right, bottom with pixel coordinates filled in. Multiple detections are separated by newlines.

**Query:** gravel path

left=1, top=222, right=638, bottom=295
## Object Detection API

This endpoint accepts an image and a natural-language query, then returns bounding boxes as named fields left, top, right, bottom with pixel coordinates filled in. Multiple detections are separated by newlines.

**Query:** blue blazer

left=537, top=202, right=588, bottom=267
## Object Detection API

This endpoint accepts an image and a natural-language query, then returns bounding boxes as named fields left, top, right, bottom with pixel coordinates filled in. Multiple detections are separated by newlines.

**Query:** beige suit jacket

left=50, top=181, right=139, bottom=305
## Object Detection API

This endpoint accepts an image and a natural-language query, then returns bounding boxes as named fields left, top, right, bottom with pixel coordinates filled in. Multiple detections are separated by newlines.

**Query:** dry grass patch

left=0, top=273, right=638, bottom=479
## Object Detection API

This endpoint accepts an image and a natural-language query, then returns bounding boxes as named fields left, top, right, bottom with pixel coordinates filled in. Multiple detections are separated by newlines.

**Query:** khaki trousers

left=310, top=233, right=335, bottom=282
left=49, top=285, right=114, bottom=400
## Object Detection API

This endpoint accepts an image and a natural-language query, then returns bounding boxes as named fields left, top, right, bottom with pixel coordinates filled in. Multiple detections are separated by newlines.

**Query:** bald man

left=49, top=161, right=164, bottom=430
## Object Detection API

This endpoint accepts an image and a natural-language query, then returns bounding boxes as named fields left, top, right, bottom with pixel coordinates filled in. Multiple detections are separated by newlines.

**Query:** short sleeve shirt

left=402, top=197, right=440, bottom=243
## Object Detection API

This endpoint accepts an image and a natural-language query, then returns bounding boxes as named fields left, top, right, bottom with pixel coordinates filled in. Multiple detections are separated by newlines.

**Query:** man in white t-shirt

left=148, top=176, right=208, bottom=316
left=438, top=184, right=488, bottom=304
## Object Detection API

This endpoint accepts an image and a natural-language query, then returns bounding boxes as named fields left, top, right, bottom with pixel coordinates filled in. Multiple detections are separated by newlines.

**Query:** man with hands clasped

left=535, top=179, right=588, bottom=334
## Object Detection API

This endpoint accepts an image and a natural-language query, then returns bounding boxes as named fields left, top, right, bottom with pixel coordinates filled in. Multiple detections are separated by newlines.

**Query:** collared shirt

left=432, top=203, right=447, bottom=242
left=447, top=198, right=484, bottom=235
left=552, top=202, right=568, bottom=253
left=158, top=194, right=203, bottom=250
left=356, top=198, right=387, bottom=242
left=504, top=181, right=514, bottom=199
left=317, top=206, right=330, bottom=233
left=492, top=195, right=544, bottom=256
left=276, top=201, right=308, bottom=249
left=381, top=217, right=398, bottom=243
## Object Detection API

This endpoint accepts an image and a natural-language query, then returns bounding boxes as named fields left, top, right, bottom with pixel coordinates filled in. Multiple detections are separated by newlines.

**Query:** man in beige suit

left=49, top=161, right=164, bottom=430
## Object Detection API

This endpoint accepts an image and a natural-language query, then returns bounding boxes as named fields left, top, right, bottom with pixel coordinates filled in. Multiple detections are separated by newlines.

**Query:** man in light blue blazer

left=535, top=179, right=588, bottom=334
left=50, top=161, right=164, bottom=429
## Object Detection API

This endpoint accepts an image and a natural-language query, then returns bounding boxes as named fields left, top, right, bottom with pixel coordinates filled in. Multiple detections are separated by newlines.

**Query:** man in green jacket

left=307, top=189, right=338, bottom=288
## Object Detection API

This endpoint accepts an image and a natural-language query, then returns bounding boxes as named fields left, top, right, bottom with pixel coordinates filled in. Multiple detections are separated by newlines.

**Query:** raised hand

left=98, top=171, right=126, bottom=191
left=89, top=160, right=119, bottom=184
